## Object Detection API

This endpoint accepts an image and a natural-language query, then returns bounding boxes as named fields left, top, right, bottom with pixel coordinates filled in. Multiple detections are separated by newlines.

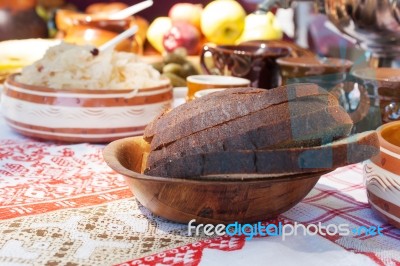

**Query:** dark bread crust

left=144, top=131, right=379, bottom=178
left=146, top=99, right=352, bottom=168
left=146, top=84, right=334, bottom=150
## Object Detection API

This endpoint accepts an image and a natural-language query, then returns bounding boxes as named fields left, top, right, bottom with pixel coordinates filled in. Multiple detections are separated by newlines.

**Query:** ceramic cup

left=276, top=56, right=353, bottom=90
left=186, top=75, right=250, bottom=101
left=239, top=40, right=315, bottom=58
left=194, top=88, right=226, bottom=99
left=351, top=68, right=400, bottom=125
left=363, top=121, right=400, bottom=228
left=200, top=43, right=289, bottom=90
left=276, top=56, right=375, bottom=131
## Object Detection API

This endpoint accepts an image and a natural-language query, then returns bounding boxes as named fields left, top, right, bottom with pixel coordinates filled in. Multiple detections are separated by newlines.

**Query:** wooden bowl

left=364, top=121, right=400, bottom=228
left=2, top=74, right=172, bottom=143
left=103, top=136, right=329, bottom=224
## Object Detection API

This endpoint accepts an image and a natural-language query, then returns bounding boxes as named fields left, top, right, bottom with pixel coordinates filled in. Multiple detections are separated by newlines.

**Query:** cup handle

left=200, top=44, right=214, bottom=75
left=330, top=81, right=370, bottom=124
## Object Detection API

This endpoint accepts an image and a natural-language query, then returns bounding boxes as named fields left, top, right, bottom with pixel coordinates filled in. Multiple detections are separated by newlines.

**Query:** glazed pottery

left=186, top=75, right=250, bottom=101
left=1, top=74, right=172, bottom=143
left=364, top=121, right=400, bottom=228
left=201, top=43, right=289, bottom=89
left=352, top=68, right=400, bottom=124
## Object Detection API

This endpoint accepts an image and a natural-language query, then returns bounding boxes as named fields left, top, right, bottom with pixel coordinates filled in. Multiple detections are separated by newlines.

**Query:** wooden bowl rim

left=6, top=73, right=171, bottom=94
left=102, top=136, right=328, bottom=184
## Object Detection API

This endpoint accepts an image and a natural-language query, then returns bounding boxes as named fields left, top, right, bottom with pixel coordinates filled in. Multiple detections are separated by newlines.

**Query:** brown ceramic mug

left=277, top=56, right=353, bottom=90
left=352, top=68, right=400, bottom=124
left=200, top=43, right=290, bottom=89
left=276, top=56, right=373, bottom=129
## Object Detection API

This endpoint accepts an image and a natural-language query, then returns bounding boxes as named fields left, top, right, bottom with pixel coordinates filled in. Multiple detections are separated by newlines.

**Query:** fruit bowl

left=363, top=121, right=400, bottom=228
left=1, top=74, right=172, bottom=143
left=103, top=136, right=330, bottom=224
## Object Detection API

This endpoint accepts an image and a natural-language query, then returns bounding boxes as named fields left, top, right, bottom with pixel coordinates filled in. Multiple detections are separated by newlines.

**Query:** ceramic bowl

left=55, top=9, right=144, bottom=54
left=103, top=136, right=330, bottom=224
left=363, top=121, right=400, bottom=228
left=1, top=74, right=172, bottom=143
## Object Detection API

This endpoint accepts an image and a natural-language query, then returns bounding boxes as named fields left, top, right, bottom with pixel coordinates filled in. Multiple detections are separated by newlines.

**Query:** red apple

left=168, top=3, right=203, bottom=30
left=163, top=22, right=201, bottom=55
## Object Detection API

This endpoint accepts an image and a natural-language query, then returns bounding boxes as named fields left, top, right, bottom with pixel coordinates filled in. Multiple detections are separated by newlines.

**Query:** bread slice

left=146, top=99, right=353, bottom=168
left=144, top=131, right=379, bottom=178
left=145, top=84, right=336, bottom=150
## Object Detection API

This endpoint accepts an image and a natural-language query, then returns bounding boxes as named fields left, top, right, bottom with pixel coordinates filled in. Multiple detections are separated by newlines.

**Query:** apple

left=201, top=0, right=246, bottom=45
left=163, top=22, right=201, bottom=55
left=237, top=12, right=283, bottom=43
left=146, top=17, right=172, bottom=54
left=168, top=3, right=203, bottom=30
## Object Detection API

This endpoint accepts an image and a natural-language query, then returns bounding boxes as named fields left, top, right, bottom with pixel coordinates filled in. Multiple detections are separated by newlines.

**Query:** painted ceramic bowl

left=1, top=74, right=172, bottom=143
left=363, top=121, right=400, bottom=228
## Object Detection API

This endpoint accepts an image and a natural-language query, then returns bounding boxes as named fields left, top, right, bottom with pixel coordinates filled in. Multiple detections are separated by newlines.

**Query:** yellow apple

left=169, top=3, right=203, bottom=30
left=201, top=0, right=246, bottom=45
left=146, top=17, right=172, bottom=53
left=237, top=12, right=283, bottom=43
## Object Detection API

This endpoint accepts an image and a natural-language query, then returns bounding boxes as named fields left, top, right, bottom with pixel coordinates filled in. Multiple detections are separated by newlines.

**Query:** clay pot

left=364, top=121, right=400, bottom=228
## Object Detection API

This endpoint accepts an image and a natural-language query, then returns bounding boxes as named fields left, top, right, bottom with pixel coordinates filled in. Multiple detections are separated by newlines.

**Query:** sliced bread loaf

left=146, top=99, right=352, bottom=168
left=146, top=84, right=336, bottom=150
left=144, top=131, right=379, bottom=178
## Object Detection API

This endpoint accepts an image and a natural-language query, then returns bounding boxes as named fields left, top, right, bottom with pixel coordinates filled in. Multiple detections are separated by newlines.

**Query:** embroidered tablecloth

left=0, top=92, right=399, bottom=266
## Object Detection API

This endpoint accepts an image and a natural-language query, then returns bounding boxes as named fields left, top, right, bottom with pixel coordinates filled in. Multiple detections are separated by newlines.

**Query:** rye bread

left=144, top=131, right=379, bottom=178
left=146, top=99, right=353, bottom=168
left=146, top=84, right=335, bottom=150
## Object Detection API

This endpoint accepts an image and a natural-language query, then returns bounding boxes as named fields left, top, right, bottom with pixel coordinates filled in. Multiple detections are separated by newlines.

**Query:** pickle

left=151, top=61, right=165, bottom=73
left=162, top=63, right=183, bottom=76
left=163, top=53, right=187, bottom=65
left=180, top=62, right=199, bottom=78
left=162, top=72, right=187, bottom=87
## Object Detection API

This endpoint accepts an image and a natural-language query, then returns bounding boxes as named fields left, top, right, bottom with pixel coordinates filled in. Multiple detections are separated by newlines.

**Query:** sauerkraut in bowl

left=16, top=42, right=164, bottom=90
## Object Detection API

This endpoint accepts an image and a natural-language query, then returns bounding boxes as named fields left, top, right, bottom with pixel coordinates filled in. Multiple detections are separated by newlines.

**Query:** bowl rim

left=186, top=75, right=251, bottom=86
left=203, top=43, right=291, bottom=58
left=351, top=67, right=400, bottom=82
left=102, top=136, right=329, bottom=184
left=276, top=56, right=353, bottom=69
left=376, top=121, right=400, bottom=155
left=6, top=73, right=171, bottom=94
left=238, top=40, right=316, bottom=57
